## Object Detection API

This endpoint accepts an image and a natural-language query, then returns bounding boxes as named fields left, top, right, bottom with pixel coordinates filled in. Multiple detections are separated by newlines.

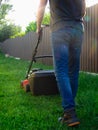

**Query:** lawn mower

left=21, top=28, right=59, bottom=95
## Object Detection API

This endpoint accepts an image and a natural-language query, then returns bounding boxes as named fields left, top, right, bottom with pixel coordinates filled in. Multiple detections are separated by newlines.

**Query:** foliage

left=0, top=0, right=2, bottom=5
left=42, top=13, right=50, bottom=25
left=0, top=3, right=12, bottom=25
left=25, top=13, right=50, bottom=33
left=0, top=0, right=8, bottom=6
left=0, top=2, right=23, bottom=42
left=25, top=21, right=36, bottom=33
left=10, top=32, right=25, bottom=39
left=0, top=24, right=22, bottom=42
left=0, top=53, right=98, bottom=130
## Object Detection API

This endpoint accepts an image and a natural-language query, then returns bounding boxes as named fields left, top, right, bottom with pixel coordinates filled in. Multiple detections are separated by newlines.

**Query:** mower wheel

left=24, top=84, right=30, bottom=92
left=20, top=80, right=24, bottom=88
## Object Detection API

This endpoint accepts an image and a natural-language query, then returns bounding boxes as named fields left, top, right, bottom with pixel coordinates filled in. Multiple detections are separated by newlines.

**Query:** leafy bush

left=25, top=21, right=36, bottom=33
left=0, top=24, right=22, bottom=42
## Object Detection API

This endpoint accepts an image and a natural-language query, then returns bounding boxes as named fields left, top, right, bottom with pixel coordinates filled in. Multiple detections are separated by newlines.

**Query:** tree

left=0, top=24, right=22, bottom=42
left=42, top=13, right=50, bottom=25
left=0, top=0, right=9, bottom=6
left=25, top=21, right=36, bottom=33
left=0, top=0, right=2, bottom=5
left=25, top=13, right=50, bottom=33
left=0, top=3, right=12, bottom=25
left=0, top=1, right=23, bottom=42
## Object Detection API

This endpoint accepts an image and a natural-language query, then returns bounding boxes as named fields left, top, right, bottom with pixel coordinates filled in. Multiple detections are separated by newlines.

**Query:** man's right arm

left=36, top=0, right=48, bottom=34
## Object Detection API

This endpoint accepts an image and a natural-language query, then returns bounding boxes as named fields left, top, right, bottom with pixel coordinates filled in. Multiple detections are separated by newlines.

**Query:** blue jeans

left=51, top=23, right=84, bottom=111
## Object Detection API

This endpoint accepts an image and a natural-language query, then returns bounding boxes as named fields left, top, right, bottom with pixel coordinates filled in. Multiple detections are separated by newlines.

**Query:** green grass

left=0, top=53, right=98, bottom=130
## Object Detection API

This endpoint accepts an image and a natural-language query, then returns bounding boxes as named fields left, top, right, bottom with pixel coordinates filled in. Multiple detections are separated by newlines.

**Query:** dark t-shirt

left=49, top=0, right=86, bottom=31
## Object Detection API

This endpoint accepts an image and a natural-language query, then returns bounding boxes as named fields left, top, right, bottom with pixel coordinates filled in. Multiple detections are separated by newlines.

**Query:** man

left=36, top=0, right=86, bottom=127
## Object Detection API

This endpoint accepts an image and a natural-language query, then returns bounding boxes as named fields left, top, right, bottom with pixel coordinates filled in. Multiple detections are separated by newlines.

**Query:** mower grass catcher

left=20, top=27, right=59, bottom=95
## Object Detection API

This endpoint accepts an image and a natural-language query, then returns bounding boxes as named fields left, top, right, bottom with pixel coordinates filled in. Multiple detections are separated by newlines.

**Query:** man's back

left=49, top=0, right=86, bottom=31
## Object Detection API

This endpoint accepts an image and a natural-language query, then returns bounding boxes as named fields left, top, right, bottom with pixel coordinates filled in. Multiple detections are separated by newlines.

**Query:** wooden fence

left=80, top=4, right=98, bottom=73
left=0, top=4, right=98, bottom=73
left=0, top=26, right=53, bottom=65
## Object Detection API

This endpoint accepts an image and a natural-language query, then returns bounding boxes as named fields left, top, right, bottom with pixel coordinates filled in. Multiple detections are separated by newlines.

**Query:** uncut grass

left=0, top=53, right=98, bottom=130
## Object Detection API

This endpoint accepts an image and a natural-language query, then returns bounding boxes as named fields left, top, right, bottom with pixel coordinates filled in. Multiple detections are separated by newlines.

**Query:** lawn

left=0, top=53, right=98, bottom=130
